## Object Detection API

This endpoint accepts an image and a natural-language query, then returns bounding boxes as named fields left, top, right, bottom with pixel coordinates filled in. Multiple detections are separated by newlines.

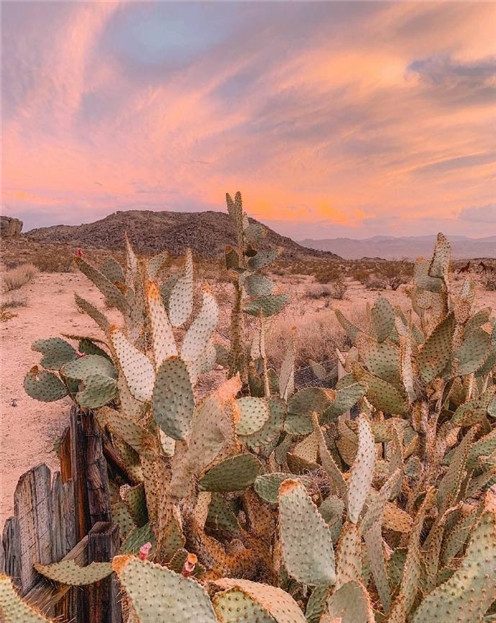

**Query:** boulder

left=0, top=216, right=23, bottom=237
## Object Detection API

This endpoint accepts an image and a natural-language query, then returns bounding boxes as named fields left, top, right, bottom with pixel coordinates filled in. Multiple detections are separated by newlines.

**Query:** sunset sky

left=2, top=1, right=495, bottom=240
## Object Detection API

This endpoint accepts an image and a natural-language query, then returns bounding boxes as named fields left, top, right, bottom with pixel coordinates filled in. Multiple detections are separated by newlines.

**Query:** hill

left=26, top=210, right=341, bottom=259
left=299, top=235, right=496, bottom=260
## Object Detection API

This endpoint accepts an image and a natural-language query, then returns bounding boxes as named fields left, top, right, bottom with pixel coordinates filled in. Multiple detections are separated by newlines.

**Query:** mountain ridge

left=300, top=235, right=496, bottom=260
left=25, top=210, right=342, bottom=260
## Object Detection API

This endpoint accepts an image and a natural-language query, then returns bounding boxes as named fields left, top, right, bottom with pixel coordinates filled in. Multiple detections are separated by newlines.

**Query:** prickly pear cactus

left=18, top=218, right=496, bottom=623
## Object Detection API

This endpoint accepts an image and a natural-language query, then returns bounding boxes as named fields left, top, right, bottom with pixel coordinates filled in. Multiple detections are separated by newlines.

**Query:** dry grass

left=267, top=305, right=369, bottom=369
left=1, top=263, right=38, bottom=293
left=304, top=282, right=347, bottom=302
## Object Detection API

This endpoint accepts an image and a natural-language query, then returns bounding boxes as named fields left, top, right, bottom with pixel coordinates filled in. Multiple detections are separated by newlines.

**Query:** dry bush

left=31, top=251, right=75, bottom=273
left=267, top=306, right=368, bottom=369
left=304, top=282, right=347, bottom=301
left=1, top=263, right=38, bottom=293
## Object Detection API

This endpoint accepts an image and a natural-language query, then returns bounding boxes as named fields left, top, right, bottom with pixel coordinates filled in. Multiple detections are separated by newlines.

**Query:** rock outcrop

left=0, top=216, right=23, bottom=237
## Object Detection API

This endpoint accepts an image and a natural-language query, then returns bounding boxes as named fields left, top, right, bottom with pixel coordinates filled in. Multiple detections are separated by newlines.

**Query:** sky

left=1, top=1, right=496, bottom=240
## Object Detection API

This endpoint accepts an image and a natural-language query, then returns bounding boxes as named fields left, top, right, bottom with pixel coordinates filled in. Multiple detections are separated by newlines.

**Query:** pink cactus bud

left=138, top=542, right=152, bottom=560
left=76, top=248, right=84, bottom=258
left=181, top=553, right=198, bottom=577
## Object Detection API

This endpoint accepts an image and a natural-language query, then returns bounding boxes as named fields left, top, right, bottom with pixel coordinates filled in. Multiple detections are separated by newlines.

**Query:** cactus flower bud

left=181, top=553, right=198, bottom=577
left=138, top=542, right=152, bottom=560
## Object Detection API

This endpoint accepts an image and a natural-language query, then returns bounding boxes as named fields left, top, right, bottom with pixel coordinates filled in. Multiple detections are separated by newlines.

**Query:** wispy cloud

left=2, top=1, right=496, bottom=238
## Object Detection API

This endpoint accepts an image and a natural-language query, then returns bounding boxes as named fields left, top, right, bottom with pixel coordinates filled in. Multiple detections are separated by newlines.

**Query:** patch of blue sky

left=101, top=3, right=242, bottom=68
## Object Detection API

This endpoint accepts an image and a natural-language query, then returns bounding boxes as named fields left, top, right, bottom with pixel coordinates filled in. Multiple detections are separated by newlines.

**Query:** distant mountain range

left=299, top=235, right=496, bottom=260
left=25, top=210, right=341, bottom=260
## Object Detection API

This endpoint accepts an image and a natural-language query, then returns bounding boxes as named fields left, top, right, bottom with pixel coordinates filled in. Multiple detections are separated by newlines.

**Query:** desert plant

left=1, top=263, right=37, bottom=293
left=14, top=221, right=496, bottom=623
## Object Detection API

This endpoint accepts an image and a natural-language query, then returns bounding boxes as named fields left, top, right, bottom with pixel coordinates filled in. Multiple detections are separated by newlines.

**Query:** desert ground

left=1, top=257, right=495, bottom=527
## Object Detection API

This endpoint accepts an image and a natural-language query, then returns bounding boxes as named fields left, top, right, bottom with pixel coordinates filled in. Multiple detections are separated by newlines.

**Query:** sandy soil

left=1, top=269, right=495, bottom=526
left=0, top=273, right=120, bottom=525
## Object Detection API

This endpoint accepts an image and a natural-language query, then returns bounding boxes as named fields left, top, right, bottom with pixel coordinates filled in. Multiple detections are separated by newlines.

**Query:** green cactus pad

left=181, top=288, right=219, bottom=364
left=244, top=294, right=289, bottom=318
left=452, top=386, right=496, bottom=426
left=226, top=191, right=244, bottom=241
left=110, top=327, right=155, bottom=402
left=76, top=337, right=111, bottom=360
left=120, top=523, right=155, bottom=555
left=0, top=574, right=54, bottom=622
left=247, top=248, right=279, bottom=270
left=75, top=256, right=129, bottom=313
left=168, top=249, right=194, bottom=328
left=243, top=397, right=286, bottom=454
left=199, top=454, right=262, bottom=492
left=244, top=222, right=266, bottom=244
left=327, top=580, right=374, bottom=623
left=112, top=555, right=218, bottom=622
left=122, top=483, right=148, bottom=527
left=413, top=257, right=443, bottom=293
left=146, top=281, right=178, bottom=367
left=62, top=354, right=117, bottom=380
left=457, top=327, right=492, bottom=377
left=412, top=493, right=496, bottom=623
left=152, top=356, right=195, bottom=440
left=254, top=473, right=313, bottom=505
left=428, top=232, right=451, bottom=281
left=370, top=297, right=395, bottom=342
left=305, top=584, right=330, bottom=623
left=352, top=365, right=408, bottom=416
left=335, top=521, right=362, bottom=587
left=236, top=397, right=271, bottom=436
left=245, top=274, right=275, bottom=297
left=362, top=341, right=401, bottom=386
left=76, top=373, right=117, bottom=408
left=24, top=366, right=68, bottom=402
left=418, top=313, right=455, bottom=383
left=32, top=337, right=77, bottom=370
left=74, top=293, right=111, bottom=334
left=34, top=560, right=113, bottom=585
left=146, top=250, right=169, bottom=280
left=323, top=382, right=366, bottom=422
left=213, top=578, right=306, bottom=623
left=207, top=494, right=240, bottom=534
left=437, top=428, right=476, bottom=515
left=279, top=479, right=336, bottom=587
left=347, top=415, right=375, bottom=524
left=335, top=309, right=362, bottom=340
left=285, top=387, right=336, bottom=435
left=102, top=409, right=157, bottom=457
left=468, top=428, right=496, bottom=470
left=100, top=257, right=125, bottom=283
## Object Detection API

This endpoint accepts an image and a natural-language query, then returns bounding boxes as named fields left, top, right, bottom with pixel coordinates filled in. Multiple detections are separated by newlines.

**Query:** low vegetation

left=3, top=195, right=496, bottom=622
left=1, top=263, right=37, bottom=293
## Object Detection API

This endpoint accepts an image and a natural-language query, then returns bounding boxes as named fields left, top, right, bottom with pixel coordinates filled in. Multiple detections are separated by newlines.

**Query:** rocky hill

left=26, top=210, right=341, bottom=259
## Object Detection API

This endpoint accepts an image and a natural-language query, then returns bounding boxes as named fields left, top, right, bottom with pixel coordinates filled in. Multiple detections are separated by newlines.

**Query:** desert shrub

left=1, top=263, right=37, bottom=292
left=365, top=275, right=387, bottom=290
left=32, top=252, right=75, bottom=273
left=267, top=305, right=368, bottom=369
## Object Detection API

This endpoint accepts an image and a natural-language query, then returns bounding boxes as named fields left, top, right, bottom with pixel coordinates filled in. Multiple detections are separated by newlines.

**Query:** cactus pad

left=199, top=454, right=262, bottom=492
left=213, top=578, right=306, bottom=623
left=34, top=560, right=113, bottom=585
left=279, top=479, right=336, bottom=586
left=24, top=366, right=68, bottom=402
left=112, top=555, right=217, bottom=622
left=152, top=356, right=195, bottom=440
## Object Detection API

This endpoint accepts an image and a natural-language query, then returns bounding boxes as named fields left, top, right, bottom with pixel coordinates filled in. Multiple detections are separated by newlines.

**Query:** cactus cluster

left=10, top=200, right=496, bottom=623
